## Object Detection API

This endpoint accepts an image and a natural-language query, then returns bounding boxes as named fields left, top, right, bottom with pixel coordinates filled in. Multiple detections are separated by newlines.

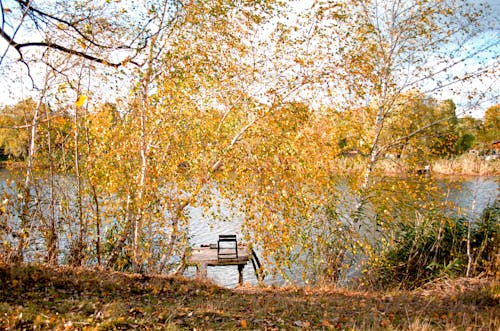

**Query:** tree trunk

left=45, top=102, right=58, bottom=265
left=132, top=101, right=148, bottom=272
left=72, top=98, right=85, bottom=266
left=466, top=193, right=477, bottom=277
left=82, top=78, right=102, bottom=265
left=14, top=93, right=45, bottom=263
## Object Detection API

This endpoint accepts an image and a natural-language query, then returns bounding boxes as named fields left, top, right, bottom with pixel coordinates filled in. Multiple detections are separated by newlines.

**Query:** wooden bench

left=217, top=234, right=238, bottom=260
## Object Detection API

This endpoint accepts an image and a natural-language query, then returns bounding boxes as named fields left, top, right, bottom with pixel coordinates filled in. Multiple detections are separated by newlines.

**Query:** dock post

left=238, top=264, right=245, bottom=285
left=197, top=263, right=208, bottom=278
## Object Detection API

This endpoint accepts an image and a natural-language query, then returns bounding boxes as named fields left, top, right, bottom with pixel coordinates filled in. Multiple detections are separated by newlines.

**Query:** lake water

left=1, top=168, right=498, bottom=288
left=187, top=176, right=499, bottom=288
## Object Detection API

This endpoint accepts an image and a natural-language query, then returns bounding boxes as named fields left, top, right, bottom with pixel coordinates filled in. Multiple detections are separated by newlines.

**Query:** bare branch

left=0, top=26, right=142, bottom=67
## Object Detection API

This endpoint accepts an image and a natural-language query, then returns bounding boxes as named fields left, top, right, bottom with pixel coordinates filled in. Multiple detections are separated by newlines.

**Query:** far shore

left=1, top=155, right=499, bottom=177
left=376, top=154, right=499, bottom=177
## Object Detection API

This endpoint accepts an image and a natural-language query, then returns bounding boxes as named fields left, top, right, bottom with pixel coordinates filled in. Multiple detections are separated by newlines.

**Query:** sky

left=0, top=0, right=499, bottom=118
left=441, top=0, right=499, bottom=117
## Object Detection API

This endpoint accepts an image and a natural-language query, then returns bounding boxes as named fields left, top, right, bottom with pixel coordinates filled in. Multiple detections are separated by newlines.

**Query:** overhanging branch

left=0, top=26, right=140, bottom=67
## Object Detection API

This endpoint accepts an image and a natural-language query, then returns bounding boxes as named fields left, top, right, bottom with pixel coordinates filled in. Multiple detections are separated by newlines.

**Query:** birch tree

left=288, top=0, right=499, bottom=283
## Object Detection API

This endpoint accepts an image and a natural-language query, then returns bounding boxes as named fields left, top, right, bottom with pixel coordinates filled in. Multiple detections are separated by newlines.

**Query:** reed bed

left=432, top=154, right=500, bottom=176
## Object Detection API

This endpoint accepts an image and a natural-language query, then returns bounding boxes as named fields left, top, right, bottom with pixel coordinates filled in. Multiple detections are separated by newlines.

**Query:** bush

left=370, top=201, right=499, bottom=289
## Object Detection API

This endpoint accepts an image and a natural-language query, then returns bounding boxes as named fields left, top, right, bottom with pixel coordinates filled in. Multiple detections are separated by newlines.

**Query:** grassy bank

left=0, top=263, right=498, bottom=330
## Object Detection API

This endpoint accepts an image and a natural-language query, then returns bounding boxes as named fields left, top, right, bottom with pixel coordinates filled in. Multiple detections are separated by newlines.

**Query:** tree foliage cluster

left=0, top=0, right=498, bottom=287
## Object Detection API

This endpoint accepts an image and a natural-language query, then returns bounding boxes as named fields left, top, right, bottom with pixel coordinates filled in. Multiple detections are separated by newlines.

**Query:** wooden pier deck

left=187, top=244, right=251, bottom=285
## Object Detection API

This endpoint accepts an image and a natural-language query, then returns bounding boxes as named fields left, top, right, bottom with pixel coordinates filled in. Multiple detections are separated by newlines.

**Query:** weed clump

left=370, top=201, right=499, bottom=289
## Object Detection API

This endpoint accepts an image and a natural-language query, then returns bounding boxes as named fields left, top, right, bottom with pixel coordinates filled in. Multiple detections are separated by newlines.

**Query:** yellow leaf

left=75, top=95, right=88, bottom=107
left=76, top=39, right=87, bottom=49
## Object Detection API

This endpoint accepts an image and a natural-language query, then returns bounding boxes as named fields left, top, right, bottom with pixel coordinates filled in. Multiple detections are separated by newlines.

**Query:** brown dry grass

left=333, top=154, right=499, bottom=177
left=432, top=154, right=500, bottom=176
left=1, top=263, right=498, bottom=330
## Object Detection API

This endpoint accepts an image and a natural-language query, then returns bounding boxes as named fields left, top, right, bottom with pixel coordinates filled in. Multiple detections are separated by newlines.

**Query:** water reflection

left=443, top=177, right=498, bottom=217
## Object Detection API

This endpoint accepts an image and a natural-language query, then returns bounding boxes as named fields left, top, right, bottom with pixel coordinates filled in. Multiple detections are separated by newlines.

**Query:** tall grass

left=368, top=201, right=499, bottom=289
left=335, top=154, right=499, bottom=177
left=432, top=154, right=500, bottom=176
left=374, top=158, right=408, bottom=175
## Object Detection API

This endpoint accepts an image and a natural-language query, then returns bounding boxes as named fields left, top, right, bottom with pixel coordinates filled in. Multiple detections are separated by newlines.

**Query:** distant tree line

left=1, top=99, right=498, bottom=163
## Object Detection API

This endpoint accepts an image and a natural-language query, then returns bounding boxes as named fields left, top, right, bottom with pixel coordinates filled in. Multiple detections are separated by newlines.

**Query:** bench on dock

left=187, top=234, right=264, bottom=285
left=217, top=234, right=238, bottom=260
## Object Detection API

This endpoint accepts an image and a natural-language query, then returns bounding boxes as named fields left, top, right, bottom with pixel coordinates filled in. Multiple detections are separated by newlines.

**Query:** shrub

left=369, top=201, right=499, bottom=289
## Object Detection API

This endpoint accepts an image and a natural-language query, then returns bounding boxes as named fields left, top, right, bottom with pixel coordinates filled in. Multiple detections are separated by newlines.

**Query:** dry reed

left=432, top=154, right=500, bottom=176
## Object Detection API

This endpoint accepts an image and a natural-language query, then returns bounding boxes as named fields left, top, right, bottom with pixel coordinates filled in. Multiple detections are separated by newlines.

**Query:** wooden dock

left=187, top=244, right=254, bottom=285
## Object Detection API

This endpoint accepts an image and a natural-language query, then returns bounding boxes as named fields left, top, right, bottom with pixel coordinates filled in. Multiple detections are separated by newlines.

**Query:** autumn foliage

left=0, top=0, right=499, bottom=293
